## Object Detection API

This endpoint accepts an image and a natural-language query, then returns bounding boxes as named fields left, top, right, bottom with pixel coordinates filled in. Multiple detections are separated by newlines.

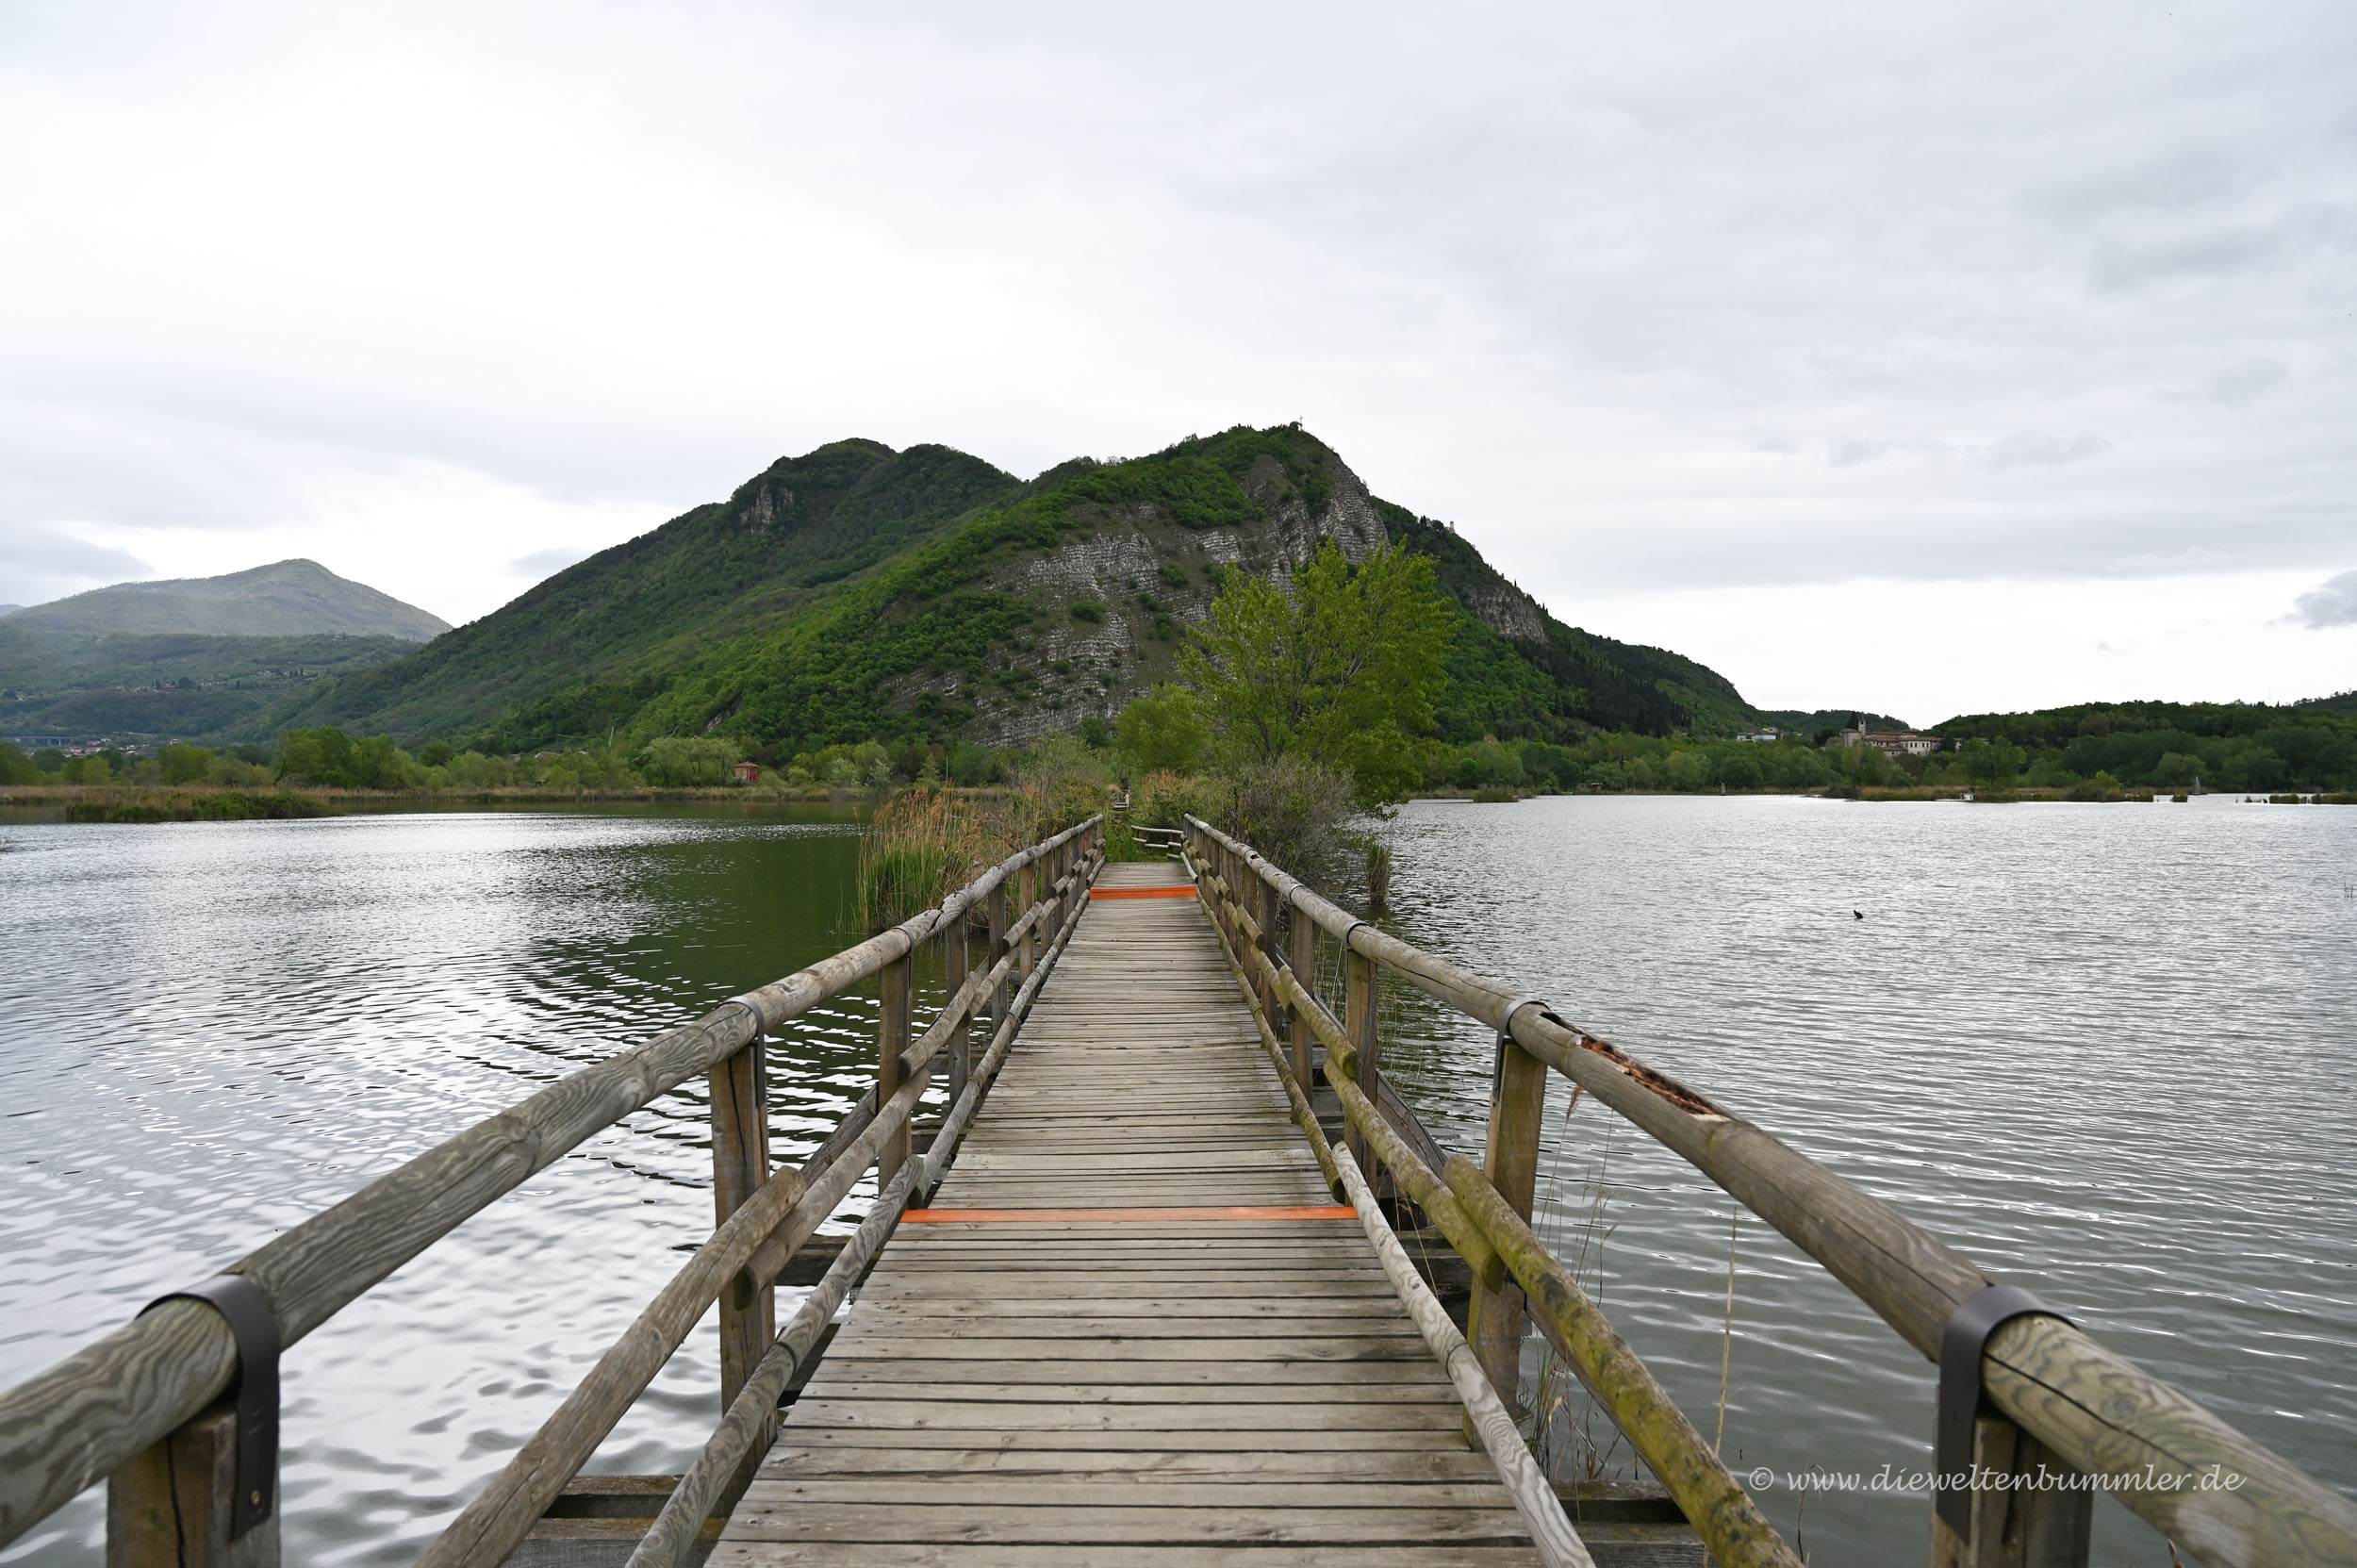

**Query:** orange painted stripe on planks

left=1088, top=886, right=1199, bottom=900
left=902, top=1205, right=1356, bottom=1223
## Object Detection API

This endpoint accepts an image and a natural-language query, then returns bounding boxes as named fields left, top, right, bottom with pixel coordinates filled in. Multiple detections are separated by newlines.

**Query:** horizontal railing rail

left=0, top=815, right=1103, bottom=1566
left=1183, top=814, right=2357, bottom=1568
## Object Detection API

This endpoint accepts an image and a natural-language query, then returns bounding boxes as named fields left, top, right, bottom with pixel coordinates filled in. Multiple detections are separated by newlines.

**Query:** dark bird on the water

left=1853, top=910, right=1864, bottom=920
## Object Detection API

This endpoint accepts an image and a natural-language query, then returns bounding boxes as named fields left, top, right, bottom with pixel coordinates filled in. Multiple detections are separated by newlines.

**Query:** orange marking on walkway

left=1088, top=886, right=1199, bottom=900
left=902, top=1205, right=1356, bottom=1223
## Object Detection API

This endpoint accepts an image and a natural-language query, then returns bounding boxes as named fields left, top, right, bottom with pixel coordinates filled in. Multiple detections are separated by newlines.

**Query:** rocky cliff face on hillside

left=254, top=423, right=1751, bottom=754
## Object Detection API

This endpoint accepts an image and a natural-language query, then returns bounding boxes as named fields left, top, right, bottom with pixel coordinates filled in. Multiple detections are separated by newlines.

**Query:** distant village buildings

left=1836, top=720, right=1946, bottom=757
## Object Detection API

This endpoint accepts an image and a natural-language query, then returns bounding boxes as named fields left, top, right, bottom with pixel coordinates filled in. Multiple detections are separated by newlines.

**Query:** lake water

left=1, top=796, right=2351, bottom=1566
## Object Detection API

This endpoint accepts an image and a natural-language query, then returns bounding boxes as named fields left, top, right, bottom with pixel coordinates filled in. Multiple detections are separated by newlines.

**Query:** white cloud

left=2292, top=569, right=2357, bottom=630
left=506, top=547, right=595, bottom=582
left=2204, top=360, right=2289, bottom=408
left=0, top=0, right=2352, bottom=718
left=0, top=524, right=150, bottom=609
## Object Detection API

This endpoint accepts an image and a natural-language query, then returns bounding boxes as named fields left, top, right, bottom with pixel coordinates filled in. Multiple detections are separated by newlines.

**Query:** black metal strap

left=144, top=1274, right=280, bottom=1536
left=1491, top=994, right=1546, bottom=1098
left=1936, top=1283, right=2069, bottom=1535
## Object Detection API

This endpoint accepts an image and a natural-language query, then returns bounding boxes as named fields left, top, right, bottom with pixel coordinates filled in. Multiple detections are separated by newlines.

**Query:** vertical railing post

left=945, top=896, right=971, bottom=1112
left=1254, top=871, right=1279, bottom=1028
left=109, top=1408, right=280, bottom=1567
left=1931, top=1424, right=2094, bottom=1567
left=1017, top=856, right=1038, bottom=982
left=987, top=867, right=1011, bottom=1031
left=1470, top=1028, right=1547, bottom=1413
left=1287, top=892, right=1314, bottom=1091
left=707, top=1028, right=773, bottom=1494
left=877, top=948, right=914, bottom=1193
left=1343, top=937, right=1378, bottom=1173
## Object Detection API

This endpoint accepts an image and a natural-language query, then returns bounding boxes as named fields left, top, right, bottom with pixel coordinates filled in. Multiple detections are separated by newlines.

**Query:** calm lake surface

left=2, top=795, right=2352, bottom=1566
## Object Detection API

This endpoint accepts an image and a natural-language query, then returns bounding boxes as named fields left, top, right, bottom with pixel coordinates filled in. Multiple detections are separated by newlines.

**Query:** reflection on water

left=2, top=798, right=2352, bottom=1566
left=0, top=806, right=954, bottom=1567
left=1373, top=795, right=2357, bottom=1567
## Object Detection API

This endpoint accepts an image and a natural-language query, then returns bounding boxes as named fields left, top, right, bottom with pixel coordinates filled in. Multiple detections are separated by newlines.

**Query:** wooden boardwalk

left=713, top=859, right=1541, bottom=1564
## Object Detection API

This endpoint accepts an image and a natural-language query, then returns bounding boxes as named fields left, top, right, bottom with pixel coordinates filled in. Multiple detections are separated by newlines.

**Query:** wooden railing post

left=707, top=1032, right=773, bottom=1496
left=1255, top=875, right=1279, bottom=1030
left=987, top=869, right=1012, bottom=1030
left=108, top=1407, right=279, bottom=1567
left=945, top=900, right=971, bottom=1110
left=1017, top=858, right=1038, bottom=982
left=1470, top=1031, right=1546, bottom=1414
left=1343, top=938, right=1379, bottom=1174
left=877, top=950, right=914, bottom=1192
left=1931, top=1421, right=2093, bottom=1568
left=1287, top=893, right=1314, bottom=1091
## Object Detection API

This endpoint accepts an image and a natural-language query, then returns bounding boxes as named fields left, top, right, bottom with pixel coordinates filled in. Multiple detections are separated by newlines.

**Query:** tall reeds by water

left=854, top=760, right=1113, bottom=929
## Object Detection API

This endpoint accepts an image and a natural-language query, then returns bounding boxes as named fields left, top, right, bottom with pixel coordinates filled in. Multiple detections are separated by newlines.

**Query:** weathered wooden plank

left=721, top=1503, right=1530, bottom=1544
left=794, top=1382, right=1464, bottom=1407
left=744, top=1479, right=1526, bottom=1508
left=720, top=869, right=1543, bottom=1565
left=711, top=1547, right=1537, bottom=1567
left=799, top=1360, right=1454, bottom=1386
left=750, top=1446, right=1499, bottom=1478
left=819, top=1336, right=1432, bottom=1362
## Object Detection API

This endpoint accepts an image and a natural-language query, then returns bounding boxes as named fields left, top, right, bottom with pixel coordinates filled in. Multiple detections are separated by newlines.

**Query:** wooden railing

left=0, top=816, right=1105, bottom=1567
left=1183, top=815, right=2357, bottom=1568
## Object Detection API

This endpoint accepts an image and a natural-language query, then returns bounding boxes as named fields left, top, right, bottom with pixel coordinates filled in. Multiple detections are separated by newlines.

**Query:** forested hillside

left=255, top=441, right=1024, bottom=742
left=1934, top=700, right=2357, bottom=792
left=232, top=424, right=1756, bottom=761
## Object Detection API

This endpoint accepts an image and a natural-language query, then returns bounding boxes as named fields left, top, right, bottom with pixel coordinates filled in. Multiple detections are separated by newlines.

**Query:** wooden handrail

left=627, top=847, right=1100, bottom=1568
left=0, top=816, right=1102, bottom=1557
left=1185, top=815, right=2357, bottom=1567
left=1191, top=842, right=1791, bottom=1567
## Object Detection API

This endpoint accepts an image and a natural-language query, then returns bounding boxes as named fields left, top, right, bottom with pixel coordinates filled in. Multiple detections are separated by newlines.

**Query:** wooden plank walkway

left=713, top=858, right=1541, bottom=1564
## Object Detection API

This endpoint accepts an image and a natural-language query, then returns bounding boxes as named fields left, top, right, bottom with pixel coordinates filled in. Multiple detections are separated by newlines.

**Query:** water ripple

left=1376, top=795, right=2357, bottom=1566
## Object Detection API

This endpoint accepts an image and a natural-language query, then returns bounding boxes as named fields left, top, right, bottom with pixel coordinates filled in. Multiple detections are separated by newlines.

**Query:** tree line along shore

left=9, top=541, right=2356, bottom=861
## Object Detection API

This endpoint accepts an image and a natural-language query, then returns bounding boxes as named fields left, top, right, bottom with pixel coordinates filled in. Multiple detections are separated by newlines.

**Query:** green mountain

left=1755, top=708, right=1913, bottom=735
left=0, top=561, right=451, bottom=743
left=254, top=425, right=1755, bottom=756
left=258, top=441, right=1025, bottom=742
left=0, top=631, right=422, bottom=741
left=8, top=558, right=449, bottom=639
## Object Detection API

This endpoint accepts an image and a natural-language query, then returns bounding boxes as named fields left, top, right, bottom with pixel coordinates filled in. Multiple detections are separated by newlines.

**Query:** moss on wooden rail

left=1184, top=814, right=2357, bottom=1568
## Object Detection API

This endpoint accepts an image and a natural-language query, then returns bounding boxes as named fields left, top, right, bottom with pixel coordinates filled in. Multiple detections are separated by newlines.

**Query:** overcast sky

left=3, top=2, right=2351, bottom=724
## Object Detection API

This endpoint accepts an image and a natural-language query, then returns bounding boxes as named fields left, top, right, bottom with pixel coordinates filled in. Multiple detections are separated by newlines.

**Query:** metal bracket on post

left=1491, top=995, right=1546, bottom=1098
left=141, top=1275, right=279, bottom=1537
left=1936, top=1283, right=2071, bottom=1535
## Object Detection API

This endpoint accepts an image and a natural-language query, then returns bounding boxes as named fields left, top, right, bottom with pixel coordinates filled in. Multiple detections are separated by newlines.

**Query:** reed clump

left=855, top=746, right=1110, bottom=929
left=856, top=787, right=1006, bottom=930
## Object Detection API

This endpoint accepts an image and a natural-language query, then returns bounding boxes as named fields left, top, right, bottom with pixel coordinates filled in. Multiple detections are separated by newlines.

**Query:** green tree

left=275, top=727, right=356, bottom=785
left=158, top=744, right=214, bottom=785
left=1115, top=685, right=1211, bottom=774
left=1178, top=540, right=1454, bottom=802
left=1847, top=743, right=1892, bottom=787
left=1959, top=740, right=2023, bottom=790
left=0, top=743, right=41, bottom=784
left=1664, top=748, right=1711, bottom=791
left=643, top=735, right=740, bottom=786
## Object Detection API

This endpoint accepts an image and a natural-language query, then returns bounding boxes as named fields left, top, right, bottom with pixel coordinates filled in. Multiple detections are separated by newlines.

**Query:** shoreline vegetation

left=10, top=548, right=2356, bottom=930
left=13, top=778, right=2356, bottom=821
